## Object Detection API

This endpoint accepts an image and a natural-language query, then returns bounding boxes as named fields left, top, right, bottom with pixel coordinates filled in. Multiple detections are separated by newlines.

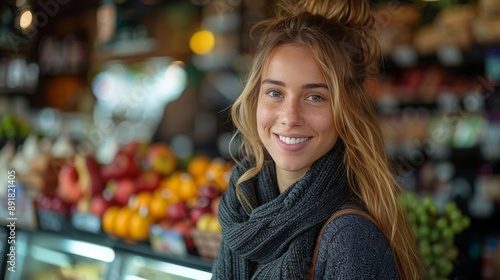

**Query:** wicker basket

left=191, top=229, right=222, bottom=259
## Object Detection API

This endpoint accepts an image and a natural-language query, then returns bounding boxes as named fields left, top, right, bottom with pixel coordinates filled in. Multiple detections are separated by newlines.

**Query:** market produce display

left=0, top=137, right=232, bottom=259
left=398, top=192, right=471, bottom=280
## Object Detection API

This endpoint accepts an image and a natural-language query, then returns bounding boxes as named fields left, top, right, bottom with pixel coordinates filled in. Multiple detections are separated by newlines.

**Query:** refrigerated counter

left=1, top=227, right=213, bottom=280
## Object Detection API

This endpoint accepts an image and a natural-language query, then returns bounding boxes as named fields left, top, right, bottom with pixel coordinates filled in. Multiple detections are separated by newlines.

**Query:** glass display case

left=119, top=254, right=212, bottom=280
left=1, top=229, right=213, bottom=280
left=4, top=230, right=114, bottom=280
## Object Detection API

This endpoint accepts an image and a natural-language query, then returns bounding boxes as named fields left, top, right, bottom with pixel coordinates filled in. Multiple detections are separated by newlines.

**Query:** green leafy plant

left=398, top=192, right=471, bottom=280
left=0, top=113, right=31, bottom=139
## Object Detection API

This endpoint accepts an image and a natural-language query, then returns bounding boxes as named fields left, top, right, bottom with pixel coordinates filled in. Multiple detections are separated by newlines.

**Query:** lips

left=278, top=135, right=310, bottom=145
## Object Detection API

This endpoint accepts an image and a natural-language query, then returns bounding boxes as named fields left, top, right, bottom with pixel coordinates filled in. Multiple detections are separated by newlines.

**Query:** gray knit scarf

left=212, top=140, right=352, bottom=279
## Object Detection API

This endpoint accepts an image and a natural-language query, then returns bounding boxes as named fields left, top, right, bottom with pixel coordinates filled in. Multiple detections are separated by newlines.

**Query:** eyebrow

left=261, top=79, right=328, bottom=90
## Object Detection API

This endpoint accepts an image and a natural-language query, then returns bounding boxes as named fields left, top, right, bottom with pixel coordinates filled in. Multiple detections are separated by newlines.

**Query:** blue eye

left=266, top=89, right=282, bottom=98
left=306, top=94, right=325, bottom=102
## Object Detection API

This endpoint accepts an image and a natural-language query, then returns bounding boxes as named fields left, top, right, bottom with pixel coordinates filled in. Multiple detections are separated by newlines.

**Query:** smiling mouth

left=279, top=135, right=310, bottom=145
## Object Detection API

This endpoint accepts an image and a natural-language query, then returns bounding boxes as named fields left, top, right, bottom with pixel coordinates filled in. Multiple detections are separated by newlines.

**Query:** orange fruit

left=153, top=175, right=181, bottom=203
left=154, top=185, right=181, bottom=204
left=205, top=158, right=232, bottom=191
left=113, top=206, right=134, bottom=239
left=129, top=210, right=154, bottom=241
left=195, top=175, right=210, bottom=186
left=177, top=172, right=198, bottom=201
left=129, top=191, right=153, bottom=211
left=102, top=205, right=120, bottom=235
left=216, top=170, right=231, bottom=192
left=205, top=158, right=226, bottom=181
left=158, top=172, right=182, bottom=194
left=148, top=195, right=169, bottom=220
left=187, top=155, right=211, bottom=178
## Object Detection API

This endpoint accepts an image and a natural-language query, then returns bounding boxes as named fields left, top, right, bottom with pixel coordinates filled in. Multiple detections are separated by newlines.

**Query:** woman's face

left=257, top=44, right=339, bottom=180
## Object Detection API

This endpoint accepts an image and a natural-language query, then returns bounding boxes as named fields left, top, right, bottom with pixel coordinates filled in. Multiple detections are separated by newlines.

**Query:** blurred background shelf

left=1, top=0, right=500, bottom=279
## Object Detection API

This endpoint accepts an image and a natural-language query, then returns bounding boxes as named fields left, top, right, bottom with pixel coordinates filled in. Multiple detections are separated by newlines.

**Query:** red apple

left=121, top=140, right=149, bottom=163
left=198, top=183, right=220, bottom=201
left=57, top=184, right=84, bottom=204
left=146, top=143, right=177, bottom=175
left=74, top=155, right=104, bottom=196
left=189, top=206, right=212, bottom=225
left=101, top=151, right=140, bottom=181
left=171, top=220, right=194, bottom=249
left=135, top=169, right=161, bottom=192
left=90, top=194, right=113, bottom=217
left=112, top=178, right=137, bottom=206
left=167, top=201, right=190, bottom=223
left=57, top=163, right=84, bottom=205
left=58, top=163, right=78, bottom=187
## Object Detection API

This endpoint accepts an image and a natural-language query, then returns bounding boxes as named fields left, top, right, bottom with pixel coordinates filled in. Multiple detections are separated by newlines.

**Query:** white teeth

left=279, top=135, right=309, bottom=145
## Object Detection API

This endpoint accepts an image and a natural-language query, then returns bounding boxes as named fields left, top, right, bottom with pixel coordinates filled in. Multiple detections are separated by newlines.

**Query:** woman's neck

left=276, top=167, right=308, bottom=193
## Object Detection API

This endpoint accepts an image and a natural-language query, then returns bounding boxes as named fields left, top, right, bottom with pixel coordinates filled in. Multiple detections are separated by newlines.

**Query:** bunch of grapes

left=398, top=192, right=471, bottom=280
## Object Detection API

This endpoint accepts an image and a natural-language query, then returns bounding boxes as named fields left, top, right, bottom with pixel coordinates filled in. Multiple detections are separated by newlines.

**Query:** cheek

left=310, top=111, right=335, bottom=134
left=256, top=101, right=274, bottom=130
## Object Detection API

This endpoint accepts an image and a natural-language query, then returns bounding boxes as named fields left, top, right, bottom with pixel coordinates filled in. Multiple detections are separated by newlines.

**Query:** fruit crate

left=191, top=229, right=222, bottom=259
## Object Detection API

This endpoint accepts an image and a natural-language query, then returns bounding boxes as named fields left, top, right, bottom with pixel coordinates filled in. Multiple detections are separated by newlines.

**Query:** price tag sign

left=72, top=212, right=102, bottom=234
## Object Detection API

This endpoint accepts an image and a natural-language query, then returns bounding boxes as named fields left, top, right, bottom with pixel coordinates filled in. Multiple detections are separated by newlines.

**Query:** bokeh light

left=189, top=30, right=215, bottom=55
left=19, top=9, right=32, bottom=29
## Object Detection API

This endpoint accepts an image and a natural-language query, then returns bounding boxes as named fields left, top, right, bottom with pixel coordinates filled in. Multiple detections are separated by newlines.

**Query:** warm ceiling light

left=19, top=9, right=32, bottom=29
left=189, top=30, right=215, bottom=55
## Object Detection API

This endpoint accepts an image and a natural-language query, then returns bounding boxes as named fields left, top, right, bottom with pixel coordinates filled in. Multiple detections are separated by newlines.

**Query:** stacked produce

left=36, top=139, right=232, bottom=256
left=0, top=113, right=31, bottom=140
left=398, top=192, right=471, bottom=280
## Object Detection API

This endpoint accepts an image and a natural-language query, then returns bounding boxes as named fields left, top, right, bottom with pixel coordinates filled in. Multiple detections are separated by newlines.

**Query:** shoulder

left=313, top=213, right=399, bottom=279
left=321, top=213, right=388, bottom=247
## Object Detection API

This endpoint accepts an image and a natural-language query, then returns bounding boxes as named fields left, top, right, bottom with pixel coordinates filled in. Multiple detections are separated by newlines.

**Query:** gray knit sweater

left=312, top=213, right=399, bottom=279
left=212, top=140, right=400, bottom=279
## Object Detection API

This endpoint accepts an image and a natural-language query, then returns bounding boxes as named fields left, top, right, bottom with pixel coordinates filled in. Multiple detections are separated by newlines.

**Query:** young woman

left=212, top=0, right=424, bottom=279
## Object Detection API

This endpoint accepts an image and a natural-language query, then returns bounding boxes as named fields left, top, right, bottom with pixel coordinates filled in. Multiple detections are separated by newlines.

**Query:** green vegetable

left=398, top=192, right=470, bottom=279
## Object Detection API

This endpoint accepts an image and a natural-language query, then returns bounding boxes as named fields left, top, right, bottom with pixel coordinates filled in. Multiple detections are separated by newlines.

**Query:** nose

left=280, top=99, right=304, bottom=127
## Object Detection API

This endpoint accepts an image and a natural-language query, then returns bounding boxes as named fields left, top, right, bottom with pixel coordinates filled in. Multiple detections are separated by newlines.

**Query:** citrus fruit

left=129, top=191, right=153, bottom=211
left=187, top=155, right=211, bottom=178
left=129, top=210, right=154, bottom=241
left=113, top=206, right=134, bottom=239
left=148, top=195, right=169, bottom=220
left=102, top=205, right=120, bottom=235
left=178, top=172, right=198, bottom=201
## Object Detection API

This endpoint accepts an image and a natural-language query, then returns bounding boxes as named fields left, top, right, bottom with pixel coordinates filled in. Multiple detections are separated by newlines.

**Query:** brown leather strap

left=308, top=208, right=380, bottom=280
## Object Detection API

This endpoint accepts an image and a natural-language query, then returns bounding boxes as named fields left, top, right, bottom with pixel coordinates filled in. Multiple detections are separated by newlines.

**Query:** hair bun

left=274, top=0, right=379, bottom=78
left=278, top=0, right=373, bottom=29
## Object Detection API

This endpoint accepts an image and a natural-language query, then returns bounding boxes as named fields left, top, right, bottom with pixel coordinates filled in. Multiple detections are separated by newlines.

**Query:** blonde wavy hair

left=230, top=0, right=425, bottom=279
